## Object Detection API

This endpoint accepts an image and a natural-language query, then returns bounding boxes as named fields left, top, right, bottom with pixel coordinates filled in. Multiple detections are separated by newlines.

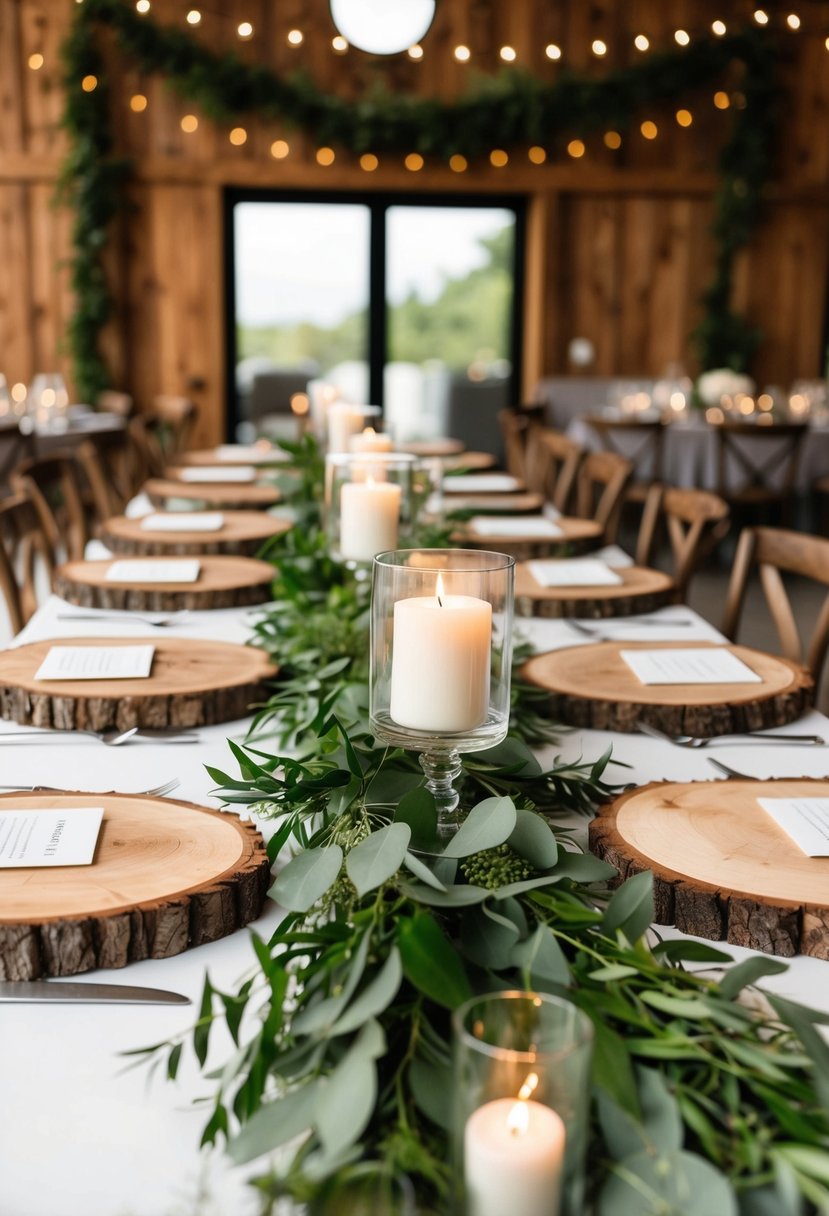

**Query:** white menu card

left=35, top=645, right=155, bottom=681
left=0, top=807, right=104, bottom=868
left=140, top=513, right=224, bottom=532
left=178, top=466, right=256, bottom=483
left=620, top=648, right=762, bottom=685
left=445, top=474, right=520, bottom=494
left=757, top=798, right=829, bottom=857
left=105, top=559, right=200, bottom=583
left=470, top=516, right=563, bottom=539
left=528, top=559, right=623, bottom=588
left=214, top=444, right=284, bottom=463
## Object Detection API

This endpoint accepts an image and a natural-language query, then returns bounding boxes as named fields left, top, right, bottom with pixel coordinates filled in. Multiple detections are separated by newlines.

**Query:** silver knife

left=0, top=981, right=191, bottom=1005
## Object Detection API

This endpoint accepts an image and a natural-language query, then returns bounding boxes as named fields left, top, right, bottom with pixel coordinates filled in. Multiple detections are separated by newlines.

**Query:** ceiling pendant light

left=329, top=0, right=436, bottom=55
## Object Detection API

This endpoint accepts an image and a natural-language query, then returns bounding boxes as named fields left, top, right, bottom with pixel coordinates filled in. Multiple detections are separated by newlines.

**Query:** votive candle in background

left=350, top=427, right=393, bottom=454
left=339, top=478, right=402, bottom=561
left=328, top=404, right=370, bottom=453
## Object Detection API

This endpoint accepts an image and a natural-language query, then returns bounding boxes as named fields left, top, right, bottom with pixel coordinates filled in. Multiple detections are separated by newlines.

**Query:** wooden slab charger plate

left=589, top=779, right=829, bottom=958
left=143, top=477, right=281, bottom=510
left=0, top=637, right=277, bottom=730
left=55, top=555, right=275, bottom=611
left=443, top=491, right=544, bottom=515
left=521, top=641, right=813, bottom=735
left=102, top=511, right=291, bottom=557
left=515, top=561, right=676, bottom=618
left=457, top=516, right=604, bottom=561
left=0, top=791, right=270, bottom=978
left=177, top=445, right=289, bottom=468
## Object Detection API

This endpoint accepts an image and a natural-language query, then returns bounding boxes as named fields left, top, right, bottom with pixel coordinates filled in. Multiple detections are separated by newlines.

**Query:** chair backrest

left=96, top=390, right=134, bottom=418
left=0, top=492, right=55, bottom=633
left=149, top=395, right=198, bottom=455
left=575, top=451, right=633, bottom=543
left=636, top=484, right=730, bottom=598
left=129, top=416, right=166, bottom=483
left=585, top=416, right=665, bottom=484
left=10, top=453, right=89, bottom=563
left=0, top=419, right=35, bottom=495
left=75, top=432, right=135, bottom=522
left=523, top=427, right=585, bottom=512
left=722, top=526, right=829, bottom=682
left=714, top=421, right=807, bottom=500
left=498, top=410, right=529, bottom=479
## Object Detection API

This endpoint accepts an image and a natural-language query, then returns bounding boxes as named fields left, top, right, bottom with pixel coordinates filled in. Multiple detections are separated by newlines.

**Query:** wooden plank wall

left=0, top=0, right=828, bottom=445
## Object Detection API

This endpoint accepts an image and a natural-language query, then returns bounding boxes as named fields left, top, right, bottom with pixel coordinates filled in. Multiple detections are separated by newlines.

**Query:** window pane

left=233, top=202, right=370, bottom=434
left=385, top=206, right=516, bottom=441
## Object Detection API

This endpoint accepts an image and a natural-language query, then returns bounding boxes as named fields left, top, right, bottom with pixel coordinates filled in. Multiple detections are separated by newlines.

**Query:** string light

left=454, top=44, right=470, bottom=62
left=360, top=153, right=378, bottom=171
left=753, top=9, right=769, bottom=24
left=405, top=152, right=424, bottom=171
left=180, top=114, right=198, bottom=132
left=786, top=13, right=801, bottom=29
left=676, top=109, right=693, bottom=127
left=567, top=139, right=585, bottom=158
left=499, top=46, right=516, bottom=62
left=287, top=29, right=303, bottom=45
left=674, top=29, right=690, bottom=46
left=229, top=127, right=247, bottom=145
left=136, top=0, right=150, bottom=11
left=604, top=131, right=622, bottom=149
left=130, top=94, right=147, bottom=112
left=237, top=21, right=253, bottom=38
left=81, top=74, right=97, bottom=91
left=316, top=147, right=335, bottom=166
left=712, top=20, right=726, bottom=35
left=332, top=36, right=348, bottom=52
left=713, top=90, right=730, bottom=109
left=591, top=39, right=607, bottom=56
left=270, top=139, right=289, bottom=159
left=545, top=43, right=561, bottom=60
left=28, top=52, right=44, bottom=70
left=490, top=149, right=508, bottom=167
left=640, top=120, right=658, bottom=140
left=407, top=44, right=423, bottom=59
left=449, top=154, right=467, bottom=172
left=528, top=146, right=546, bottom=164
left=634, top=34, right=649, bottom=51
left=186, top=9, right=201, bottom=24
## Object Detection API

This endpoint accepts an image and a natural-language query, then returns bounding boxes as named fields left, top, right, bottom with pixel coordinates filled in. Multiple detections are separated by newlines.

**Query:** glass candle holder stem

left=419, top=747, right=463, bottom=831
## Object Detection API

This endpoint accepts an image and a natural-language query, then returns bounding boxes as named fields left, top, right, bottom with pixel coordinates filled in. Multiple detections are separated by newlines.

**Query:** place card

left=214, top=444, right=284, bottom=463
left=445, top=474, right=520, bottom=494
left=178, top=466, right=256, bottom=483
left=0, top=807, right=104, bottom=868
left=105, top=559, right=201, bottom=583
left=469, top=516, right=563, bottom=539
left=34, top=645, right=155, bottom=681
left=620, top=648, right=762, bottom=685
left=140, top=513, right=224, bottom=532
left=528, top=559, right=623, bottom=587
left=757, top=798, right=829, bottom=857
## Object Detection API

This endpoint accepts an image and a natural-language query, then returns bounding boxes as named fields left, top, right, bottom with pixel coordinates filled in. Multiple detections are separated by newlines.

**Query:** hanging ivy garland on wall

left=60, top=0, right=778, bottom=402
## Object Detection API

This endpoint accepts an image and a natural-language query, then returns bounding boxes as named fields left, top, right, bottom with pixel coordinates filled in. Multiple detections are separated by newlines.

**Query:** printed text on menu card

left=0, top=807, right=104, bottom=867
left=757, top=798, right=829, bottom=857
left=34, top=645, right=155, bottom=681
left=620, top=648, right=762, bottom=685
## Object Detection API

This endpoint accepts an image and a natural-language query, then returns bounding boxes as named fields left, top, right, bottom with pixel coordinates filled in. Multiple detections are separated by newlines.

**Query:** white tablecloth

left=3, top=597, right=829, bottom=1215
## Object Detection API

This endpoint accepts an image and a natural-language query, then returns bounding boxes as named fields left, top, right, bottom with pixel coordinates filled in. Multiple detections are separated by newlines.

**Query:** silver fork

left=0, top=727, right=199, bottom=745
left=0, top=777, right=181, bottom=797
left=56, top=610, right=192, bottom=627
left=637, top=721, right=825, bottom=748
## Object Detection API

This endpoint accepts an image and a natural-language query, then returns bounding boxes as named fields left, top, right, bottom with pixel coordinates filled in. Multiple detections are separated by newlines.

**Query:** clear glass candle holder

left=369, top=548, right=514, bottom=831
left=452, top=992, right=594, bottom=1216
left=325, top=453, right=418, bottom=567
left=326, top=403, right=382, bottom=453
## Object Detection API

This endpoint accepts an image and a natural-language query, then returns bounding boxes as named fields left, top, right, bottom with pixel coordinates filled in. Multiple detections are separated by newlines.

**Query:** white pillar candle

left=350, top=427, right=394, bottom=454
left=390, top=578, right=491, bottom=732
left=339, top=479, right=401, bottom=562
left=328, top=404, right=368, bottom=454
left=464, top=1098, right=565, bottom=1216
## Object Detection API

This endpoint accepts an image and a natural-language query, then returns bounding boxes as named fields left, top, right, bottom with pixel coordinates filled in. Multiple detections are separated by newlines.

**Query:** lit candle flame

left=436, top=571, right=445, bottom=607
left=363, top=426, right=376, bottom=437
left=506, top=1101, right=530, bottom=1137
left=518, top=1072, right=539, bottom=1101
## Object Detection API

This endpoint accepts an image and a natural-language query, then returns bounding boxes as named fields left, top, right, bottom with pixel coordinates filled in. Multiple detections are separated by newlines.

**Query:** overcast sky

left=234, top=202, right=513, bottom=328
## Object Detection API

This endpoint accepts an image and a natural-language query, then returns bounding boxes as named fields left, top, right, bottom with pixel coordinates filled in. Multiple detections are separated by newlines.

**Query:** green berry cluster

left=460, top=843, right=535, bottom=890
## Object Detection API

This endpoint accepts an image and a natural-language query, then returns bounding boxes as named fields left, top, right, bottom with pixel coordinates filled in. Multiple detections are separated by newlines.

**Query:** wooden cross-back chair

left=574, top=450, right=633, bottom=545
left=128, top=416, right=166, bottom=484
left=11, top=453, right=89, bottom=563
left=498, top=406, right=547, bottom=479
left=714, top=421, right=807, bottom=523
left=722, top=526, right=829, bottom=687
left=0, top=419, right=35, bottom=495
left=75, top=431, right=137, bottom=524
left=584, top=415, right=666, bottom=503
left=0, top=492, right=55, bottom=634
left=523, top=428, right=585, bottom=513
left=636, top=484, right=730, bottom=600
left=148, top=395, right=198, bottom=456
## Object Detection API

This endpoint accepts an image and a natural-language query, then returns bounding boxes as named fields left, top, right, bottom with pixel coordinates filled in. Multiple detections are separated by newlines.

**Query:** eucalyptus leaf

left=640, top=991, right=712, bottom=1019
left=394, top=787, right=439, bottom=849
left=512, top=924, right=571, bottom=988
left=552, top=851, right=617, bottom=882
left=598, top=1150, right=738, bottom=1216
left=346, top=823, right=411, bottom=897
left=270, top=845, right=343, bottom=913
left=228, top=1080, right=321, bottom=1164
left=442, top=796, right=517, bottom=858
left=403, top=851, right=448, bottom=892
left=602, top=870, right=654, bottom=941
left=508, top=806, right=559, bottom=869
left=718, top=956, right=790, bottom=1001
left=315, top=1020, right=385, bottom=1157
left=329, top=948, right=403, bottom=1036
left=461, top=904, right=520, bottom=970
left=398, top=880, right=490, bottom=907
left=398, top=913, right=472, bottom=1009
left=409, top=1053, right=453, bottom=1131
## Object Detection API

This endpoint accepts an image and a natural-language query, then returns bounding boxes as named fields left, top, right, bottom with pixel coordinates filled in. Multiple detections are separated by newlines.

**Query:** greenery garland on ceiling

left=60, top=0, right=778, bottom=402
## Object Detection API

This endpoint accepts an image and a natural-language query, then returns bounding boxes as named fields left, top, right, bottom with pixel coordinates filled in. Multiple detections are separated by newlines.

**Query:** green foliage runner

left=60, top=2, right=778, bottom=400
left=130, top=438, right=829, bottom=1216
